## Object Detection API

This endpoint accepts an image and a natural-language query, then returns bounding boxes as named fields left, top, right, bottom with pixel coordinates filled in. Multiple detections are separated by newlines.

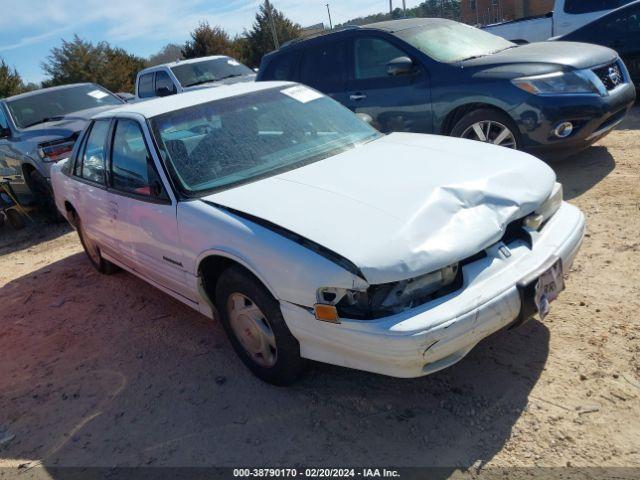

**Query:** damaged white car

left=51, top=82, right=585, bottom=385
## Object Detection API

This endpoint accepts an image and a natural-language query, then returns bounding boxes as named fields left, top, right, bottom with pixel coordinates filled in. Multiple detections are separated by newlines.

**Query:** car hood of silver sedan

left=204, top=133, right=556, bottom=285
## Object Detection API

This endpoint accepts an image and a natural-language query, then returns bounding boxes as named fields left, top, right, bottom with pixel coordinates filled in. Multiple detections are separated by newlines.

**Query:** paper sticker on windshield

left=227, top=59, right=240, bottom=66
left=87, top=89, right=109, bottom=100
left=281, top=85, right=323, bottom=104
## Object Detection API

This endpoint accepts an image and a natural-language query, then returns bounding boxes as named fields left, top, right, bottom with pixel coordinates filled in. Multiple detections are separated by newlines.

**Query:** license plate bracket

left=517, top=257, right=564, bottom=322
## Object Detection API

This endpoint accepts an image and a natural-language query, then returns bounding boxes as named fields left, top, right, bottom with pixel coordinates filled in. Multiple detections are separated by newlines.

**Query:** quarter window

left=264, top=52, right=298, bottom=80
left=299, top=40, right=347, bottom=92
left=354, top=38, right=408, bottom=80
left=138, top=73, right=155, bottom=98
left=75, top=120, right=109, bottom=184
left=111, top=119, right=164, bottom=198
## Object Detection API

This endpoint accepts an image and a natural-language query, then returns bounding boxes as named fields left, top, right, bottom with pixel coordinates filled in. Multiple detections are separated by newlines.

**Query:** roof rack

left=280, top=25, right=362, bottom=49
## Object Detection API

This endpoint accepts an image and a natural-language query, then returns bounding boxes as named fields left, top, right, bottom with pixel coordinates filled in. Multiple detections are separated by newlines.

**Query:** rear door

left=297, top=38, right=349, bottom=104
left=107, top=117, right=191, bottom=300
left=344, top=35, right=432, bottom=134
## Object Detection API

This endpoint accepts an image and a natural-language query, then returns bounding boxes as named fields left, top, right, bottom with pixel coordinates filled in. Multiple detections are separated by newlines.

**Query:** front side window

left=111, top=119, right=163, bottom=197
left=354, top=37, right=408, bottom=80
left=155, top=71, right=177, bottom=95
left=170, top=58, right=253, bottom=88
left=75, top=120, right=109, bottom=184
left=397, top=20, right=514, bottom=63
left=150, top=86, right=379, bottom=196
left=5, top=85, right=122, bottom=129
left=299, top=41, right=348, bottom=91
left=564, top=0, right=635, bottom=14
left=138, top=73, right=155, bottom=98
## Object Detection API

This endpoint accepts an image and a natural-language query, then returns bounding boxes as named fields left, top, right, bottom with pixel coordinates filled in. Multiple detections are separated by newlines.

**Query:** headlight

left=524, top=182, right=563, bottom=230
left=316, top=264, right=460, bottom=321
left=511, top=70, right=600, bottom=95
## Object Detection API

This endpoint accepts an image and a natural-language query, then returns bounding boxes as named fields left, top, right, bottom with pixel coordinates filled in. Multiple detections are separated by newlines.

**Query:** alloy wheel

left=460, top=120, right=517, bottom=149
left=227, top=292, right=277, bottom=368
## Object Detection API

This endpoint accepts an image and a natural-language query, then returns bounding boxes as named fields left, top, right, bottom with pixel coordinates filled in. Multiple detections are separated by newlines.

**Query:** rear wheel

left=215, top=265, right=307, bottom=385
left=451, top=109, right=521, bottom=150
left=76, top=215, right=118, bottom=274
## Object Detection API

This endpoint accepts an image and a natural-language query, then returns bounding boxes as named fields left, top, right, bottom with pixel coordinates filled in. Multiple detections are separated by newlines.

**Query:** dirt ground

left=0, top=109, right=639, bottom=476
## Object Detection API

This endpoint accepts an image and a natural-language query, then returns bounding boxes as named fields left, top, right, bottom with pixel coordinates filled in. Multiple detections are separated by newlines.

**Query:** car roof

left=93, top=81, right=295, bottom=119
left=3, top=82, right=97, bottom=102
left=138, top=55, right=232, bottom=74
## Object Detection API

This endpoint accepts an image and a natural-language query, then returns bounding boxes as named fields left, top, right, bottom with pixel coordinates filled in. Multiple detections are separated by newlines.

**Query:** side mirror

left=0, top=127, right=10, bottom=139
left=156, top=87, right=175, bottom=98
left=387, top=56, right=415, bottom=77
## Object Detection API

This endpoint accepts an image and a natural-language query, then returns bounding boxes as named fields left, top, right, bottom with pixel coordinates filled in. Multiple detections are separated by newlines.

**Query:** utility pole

left=326, top=3, right=333, bottom=29
left=389, top=0, right=392, bottom=14
left=402, top=0, right=406, bottom=15
left=264, top=0, right=280, bottom=49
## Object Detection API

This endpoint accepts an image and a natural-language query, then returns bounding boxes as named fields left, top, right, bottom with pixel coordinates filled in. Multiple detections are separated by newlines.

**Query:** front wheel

left=450, top=109, right=521, bottom=150
left=215, top=266, right=307, bottom=385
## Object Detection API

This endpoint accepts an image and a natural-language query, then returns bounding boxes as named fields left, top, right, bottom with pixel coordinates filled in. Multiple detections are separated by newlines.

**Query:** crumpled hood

left=462, top=41, right=617, bottom=71
left=205, top=133, right=556, bottom=284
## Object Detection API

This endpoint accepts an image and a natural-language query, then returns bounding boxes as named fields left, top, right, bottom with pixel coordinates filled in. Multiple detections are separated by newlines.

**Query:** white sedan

left=51, top=82, right=585, bottom=385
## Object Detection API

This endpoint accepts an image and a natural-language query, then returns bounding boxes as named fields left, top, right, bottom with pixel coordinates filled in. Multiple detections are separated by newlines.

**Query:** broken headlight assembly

left=316, top=264, right=462, bottom=321
left=524, top=182, right=563, bottom=230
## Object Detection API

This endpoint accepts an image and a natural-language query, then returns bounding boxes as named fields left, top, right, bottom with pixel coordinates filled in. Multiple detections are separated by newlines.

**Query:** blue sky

left=0, top=0, right=424, bottom=84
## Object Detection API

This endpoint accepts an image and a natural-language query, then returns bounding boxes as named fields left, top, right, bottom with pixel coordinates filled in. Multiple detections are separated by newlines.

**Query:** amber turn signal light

left=314, top=304, right=340, bottom=323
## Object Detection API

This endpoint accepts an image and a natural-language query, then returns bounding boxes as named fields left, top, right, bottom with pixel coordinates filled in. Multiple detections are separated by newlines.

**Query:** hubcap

left=461, top=121, right=517, bottom=149
left=227, top=293, right=277, bottom=368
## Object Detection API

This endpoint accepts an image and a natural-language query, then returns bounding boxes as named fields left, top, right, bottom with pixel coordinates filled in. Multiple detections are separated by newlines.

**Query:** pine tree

left=0, top=58, right=25, bottom=98
left=244, top=2, right=302, bottom=67
left=182, top=22, right=236, bottom=59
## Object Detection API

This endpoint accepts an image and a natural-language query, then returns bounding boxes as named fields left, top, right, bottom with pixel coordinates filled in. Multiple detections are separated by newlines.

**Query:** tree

left=0, top=58, right=25, bottom=98
left=244, top=2, right=302, bottom=67
left=41, top=35, right=145, bottom=93
left=147, top=43, right=183, bottom=66
left=182, top=22, right=236, bottom=59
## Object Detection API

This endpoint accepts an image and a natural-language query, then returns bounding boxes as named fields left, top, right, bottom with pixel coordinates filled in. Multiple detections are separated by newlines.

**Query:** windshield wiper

left=23, top=115, right=66, bottom=128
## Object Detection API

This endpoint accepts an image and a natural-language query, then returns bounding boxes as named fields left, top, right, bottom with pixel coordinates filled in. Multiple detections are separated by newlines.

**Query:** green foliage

left=147, top=43, right=184, bottom=67
left=0, top=58, right=27, bottom=98
left=243, top=2, right=302, bottom=67
left=338, top=0, right=461, bottom=27
left=41, top=35, right=146, bottom=93
left=182, top=22, right=236, bottom=59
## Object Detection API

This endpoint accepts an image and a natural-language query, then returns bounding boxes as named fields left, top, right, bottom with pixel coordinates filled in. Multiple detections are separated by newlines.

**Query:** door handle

left=349, top=93, right=367, bottom=101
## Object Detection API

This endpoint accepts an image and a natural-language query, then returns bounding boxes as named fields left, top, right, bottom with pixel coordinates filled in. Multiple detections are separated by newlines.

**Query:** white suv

left=135, top=55, right=256, bottom=99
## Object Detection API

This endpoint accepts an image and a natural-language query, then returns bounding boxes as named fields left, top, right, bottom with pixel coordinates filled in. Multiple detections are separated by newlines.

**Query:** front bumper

left=511, top=82, right=636, bottom=159
left=281, top=202, right=586, bottom=378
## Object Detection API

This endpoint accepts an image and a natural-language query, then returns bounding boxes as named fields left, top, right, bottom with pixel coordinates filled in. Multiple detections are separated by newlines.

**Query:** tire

left=450, top=109, right=521, bottom=150
left=215, top=265, right=307, bottom=385
left=76, top=215, right=119, bottom=274
left=29, top=170, right=63, bottom=222
left=6, top=209, right=25, bottom=230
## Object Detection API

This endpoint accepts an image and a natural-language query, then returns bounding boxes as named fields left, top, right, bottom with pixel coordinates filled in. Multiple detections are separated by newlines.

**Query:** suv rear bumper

left=281, top=202, right=585, bottom=378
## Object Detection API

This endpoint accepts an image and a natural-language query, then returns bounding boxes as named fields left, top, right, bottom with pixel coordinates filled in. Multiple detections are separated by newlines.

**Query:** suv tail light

left=38, top=137, right=76, bottom=163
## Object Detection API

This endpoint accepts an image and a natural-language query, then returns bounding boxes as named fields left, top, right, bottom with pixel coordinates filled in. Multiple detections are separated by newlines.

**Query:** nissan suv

left=0, top=83, right=123, bottom=214
left=257, top=18, right=636, bottom=158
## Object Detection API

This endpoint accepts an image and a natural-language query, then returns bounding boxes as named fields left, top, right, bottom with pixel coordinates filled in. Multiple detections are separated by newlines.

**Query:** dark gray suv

left=0, top=83, right=123, bottom=214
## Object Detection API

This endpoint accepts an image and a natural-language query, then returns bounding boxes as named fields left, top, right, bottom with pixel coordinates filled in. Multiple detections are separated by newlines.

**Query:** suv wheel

left=215, top=265, right=307, bottom=385
left=30, top=170, right=63, bottom=222
left=451, top=109, right=521, bottom=150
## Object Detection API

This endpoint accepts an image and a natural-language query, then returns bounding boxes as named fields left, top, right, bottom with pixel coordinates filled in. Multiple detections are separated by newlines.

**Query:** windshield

left=151, top=86, right=380, bottom=196
left=171, top=57, right=254, bottom=87
left=397, top=21, right=515, bottom=63
left=6, top=84, right=122, bottom=129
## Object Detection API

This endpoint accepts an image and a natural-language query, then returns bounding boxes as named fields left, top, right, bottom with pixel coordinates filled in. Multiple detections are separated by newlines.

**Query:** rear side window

left=299, top=40, right=347, bottom=92
left=111, top=119, right=164, bottom=198
left=138, top=73, right=155, bottom=98
left=564, top=0, right=634, bottom=14
left=354, top=38, right=407, bottom=80
left=74, top=120, right=109, bottom=184
left=263, top=52, right=298, bottom=80
left=155, top=71, right=177, bottom=95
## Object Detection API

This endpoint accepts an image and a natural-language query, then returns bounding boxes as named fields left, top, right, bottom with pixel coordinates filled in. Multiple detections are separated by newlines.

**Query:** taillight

left=38, top=139, right=76, bottom=163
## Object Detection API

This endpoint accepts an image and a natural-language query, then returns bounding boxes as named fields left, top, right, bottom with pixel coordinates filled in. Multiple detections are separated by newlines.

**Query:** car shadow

left=0, top=212, right=72, bottom=256
left=0, top=253, right=550, bottom=475
left=552, top=146, right=615, bottom=200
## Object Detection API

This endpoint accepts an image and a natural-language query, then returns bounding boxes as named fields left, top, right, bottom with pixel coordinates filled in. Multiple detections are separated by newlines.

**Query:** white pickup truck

left=484, top=0, right=636, bottom=43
